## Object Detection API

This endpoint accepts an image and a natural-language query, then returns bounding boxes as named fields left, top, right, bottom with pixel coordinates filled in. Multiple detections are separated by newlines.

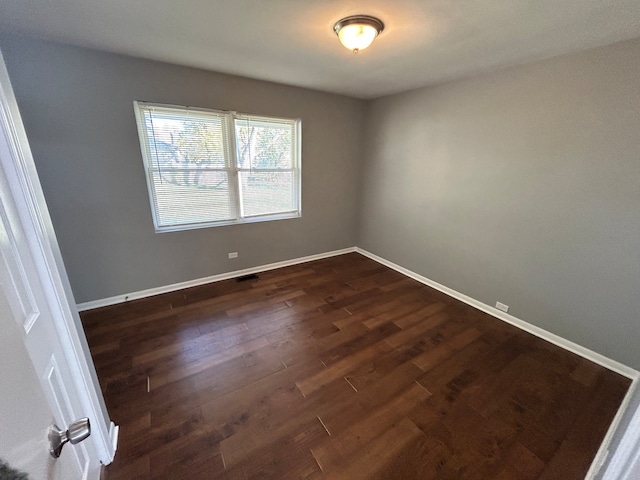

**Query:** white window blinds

left=134, top=102, right=301, bottom=232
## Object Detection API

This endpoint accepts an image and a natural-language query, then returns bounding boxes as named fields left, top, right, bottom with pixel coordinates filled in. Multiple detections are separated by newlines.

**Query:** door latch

left=49, top=417, right=91, bottom=458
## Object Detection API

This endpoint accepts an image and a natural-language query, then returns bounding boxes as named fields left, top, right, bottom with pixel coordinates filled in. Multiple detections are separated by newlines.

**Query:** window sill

left=154, top=211, right=301, bottom=233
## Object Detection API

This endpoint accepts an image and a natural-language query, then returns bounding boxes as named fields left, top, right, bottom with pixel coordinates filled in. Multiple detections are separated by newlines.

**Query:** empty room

left=0, top=1, right=639, bottom=479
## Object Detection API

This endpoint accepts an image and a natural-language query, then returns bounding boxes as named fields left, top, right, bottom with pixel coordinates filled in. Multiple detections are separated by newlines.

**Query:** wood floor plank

left=311, top=383, right=431, bottom=470
left=295, top=342, right=393, bottom=396
left=393, top=301, right=448, bottom=329
left=199, top=358, right=323, bottom=431
left=131, top=321, right=250, bottom=368
left=322, top=417, right=425, bottom=479
left=362, top=300, right=428, bottom=329
left=219, top=421, right=326, bottom=480
left=219, top=417, right=326, bottom=470
left=537, top=372, right=629, bottom=480
left=384, top=312, right=449, bottom=348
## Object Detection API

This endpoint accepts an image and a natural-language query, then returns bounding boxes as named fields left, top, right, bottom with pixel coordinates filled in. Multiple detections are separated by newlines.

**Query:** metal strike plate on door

left=49, top=417, right=91, bottom=458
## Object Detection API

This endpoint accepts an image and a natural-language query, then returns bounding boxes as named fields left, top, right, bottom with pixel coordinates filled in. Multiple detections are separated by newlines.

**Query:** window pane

left=145, top=110, right=227, bottom=169
left=152, top=170, right=235, bottom=226
left=239, top=171, right=294, bottom=217
left=235, top=118, right=293, bottom=169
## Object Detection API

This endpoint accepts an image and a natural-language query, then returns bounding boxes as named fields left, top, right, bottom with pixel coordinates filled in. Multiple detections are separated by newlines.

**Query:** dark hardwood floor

left=81, top=253, right=631, bottom=479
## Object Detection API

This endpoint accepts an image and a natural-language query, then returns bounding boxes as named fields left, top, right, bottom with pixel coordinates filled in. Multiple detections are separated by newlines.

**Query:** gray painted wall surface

left=0, top=36, right=365, bottom=303
left=358, top=37, right=640, bottom=369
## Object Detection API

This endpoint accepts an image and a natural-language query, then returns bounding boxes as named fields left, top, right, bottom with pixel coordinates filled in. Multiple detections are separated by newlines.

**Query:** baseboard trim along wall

left=355, top=247, right=638, bottom=380
left=108, top=421, right=119, bottom=458
left=78, top=245, right=638, bottom=380
left=78, top=245, right=638, bottom=378
left=76, top=247, right=357, bottom=312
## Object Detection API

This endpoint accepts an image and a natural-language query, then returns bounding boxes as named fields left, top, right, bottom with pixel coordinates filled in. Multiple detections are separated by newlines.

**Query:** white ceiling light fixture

left=333, top=15, right=384, bottom=53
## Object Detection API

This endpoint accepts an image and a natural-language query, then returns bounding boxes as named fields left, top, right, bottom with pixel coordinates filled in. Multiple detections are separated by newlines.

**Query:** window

left=133, top=101, right=301, bottom=232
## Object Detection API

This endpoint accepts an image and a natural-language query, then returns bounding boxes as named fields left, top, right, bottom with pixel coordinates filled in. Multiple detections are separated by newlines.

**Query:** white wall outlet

left=228, top=252, right=238, bottom=259
left=495, top=301, right=509, bottom=313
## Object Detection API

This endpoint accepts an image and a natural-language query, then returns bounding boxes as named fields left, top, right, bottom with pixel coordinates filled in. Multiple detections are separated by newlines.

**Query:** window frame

left=133, top=101, right=302, bottom=233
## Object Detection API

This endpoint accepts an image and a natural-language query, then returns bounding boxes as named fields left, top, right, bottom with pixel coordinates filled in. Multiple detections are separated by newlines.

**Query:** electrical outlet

left=495, top=301, right=509, bottom=313
left=228, top=252, right=238, bottom=259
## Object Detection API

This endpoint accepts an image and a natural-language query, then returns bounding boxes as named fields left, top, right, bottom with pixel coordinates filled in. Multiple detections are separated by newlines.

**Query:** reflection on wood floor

left=81, top=253, right=631, bottom=479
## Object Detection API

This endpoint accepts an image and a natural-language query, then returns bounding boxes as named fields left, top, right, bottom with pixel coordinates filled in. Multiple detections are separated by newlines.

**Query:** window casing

left=133, top=101, right=301, bottom=232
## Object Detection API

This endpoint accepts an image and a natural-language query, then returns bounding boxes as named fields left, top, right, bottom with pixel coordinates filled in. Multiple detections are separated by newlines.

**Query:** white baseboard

left=79, top=244, right=638, bottom=381
left=76, top=247, right=356, bottom=311
left=107, top=421, right=119, bottom=464
left=355, top=247, right=638, bottom=380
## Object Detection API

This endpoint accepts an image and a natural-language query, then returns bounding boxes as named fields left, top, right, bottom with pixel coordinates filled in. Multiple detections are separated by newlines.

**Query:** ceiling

left=1, top=0, right=640, bottom=99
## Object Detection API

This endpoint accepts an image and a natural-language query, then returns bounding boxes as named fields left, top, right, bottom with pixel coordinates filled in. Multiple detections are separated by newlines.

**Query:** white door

left=0, top=51, right=117, bottom=479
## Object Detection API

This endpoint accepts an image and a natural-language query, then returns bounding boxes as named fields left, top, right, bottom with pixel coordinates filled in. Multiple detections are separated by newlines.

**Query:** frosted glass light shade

left=338, top=24, right=378, bottom=52
left=333, top=15, right=384, bottom=53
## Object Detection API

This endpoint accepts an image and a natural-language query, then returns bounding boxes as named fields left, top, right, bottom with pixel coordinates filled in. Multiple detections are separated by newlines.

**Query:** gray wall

left=0, top=36, right=365, bottom=304
left=358, top=37, right=640, bottom=369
